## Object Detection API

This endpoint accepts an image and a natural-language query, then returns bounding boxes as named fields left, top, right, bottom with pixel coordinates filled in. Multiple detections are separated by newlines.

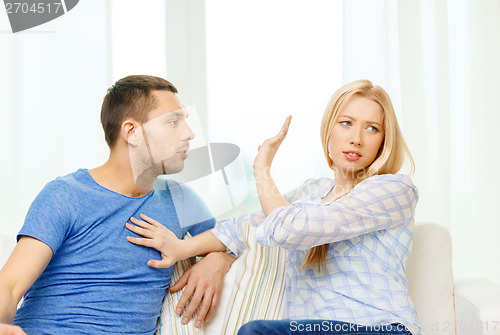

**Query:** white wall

left=0, top=0, right=111, bottom=236
left=0, top=0, right=171, bottom=237
left=1, top=0, right=499, bottom=285
left=343, top=0, right=500, bottom=284
left=205, top=0, right=343, bottom=196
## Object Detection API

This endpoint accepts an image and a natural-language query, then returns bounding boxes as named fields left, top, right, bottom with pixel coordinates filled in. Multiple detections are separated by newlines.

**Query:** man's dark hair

left=101, top=75, right=178, bottom=148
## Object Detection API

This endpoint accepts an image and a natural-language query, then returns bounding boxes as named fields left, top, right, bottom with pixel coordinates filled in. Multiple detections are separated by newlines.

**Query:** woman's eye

left=169, top=120, right=178, bottom=126
left=340, top=121, right=351, bottom=126
left=367, top=126, right=378, bottom=132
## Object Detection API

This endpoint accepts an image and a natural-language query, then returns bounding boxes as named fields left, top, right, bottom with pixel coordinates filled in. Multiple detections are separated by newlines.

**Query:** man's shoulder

left=154, top=176, right=214, bottom=230
left=154, top=176, right=187, bottom=190
left=154, top=177, right=201, bottom=201
left=41, top=169, right=90, bottom=194
left=33, top=169, right=105, bottom=210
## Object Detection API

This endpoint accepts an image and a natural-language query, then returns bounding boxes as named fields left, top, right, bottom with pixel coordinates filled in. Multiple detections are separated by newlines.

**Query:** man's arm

left=169, top=251, right=235, bottom=328
left=0, top=236, right=52, bottom=326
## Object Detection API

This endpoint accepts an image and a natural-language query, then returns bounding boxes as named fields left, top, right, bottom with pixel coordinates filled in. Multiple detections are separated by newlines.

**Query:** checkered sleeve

left=212, top=178, right=328, bottom=255
left=212, top=211, right=265, bottom=256
left=255, top=174, right=418, bottom=249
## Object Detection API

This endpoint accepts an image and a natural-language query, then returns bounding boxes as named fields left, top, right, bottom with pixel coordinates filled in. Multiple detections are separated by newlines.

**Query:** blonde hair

left=302, top=79, right=414, bottom=272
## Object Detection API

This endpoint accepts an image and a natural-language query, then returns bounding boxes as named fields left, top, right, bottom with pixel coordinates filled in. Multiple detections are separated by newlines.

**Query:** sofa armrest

left=454, top=279, right=500, bottom=335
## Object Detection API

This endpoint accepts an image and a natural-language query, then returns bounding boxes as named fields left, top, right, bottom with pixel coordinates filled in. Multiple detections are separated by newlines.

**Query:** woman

left=126, top=80, right=422, bottom=334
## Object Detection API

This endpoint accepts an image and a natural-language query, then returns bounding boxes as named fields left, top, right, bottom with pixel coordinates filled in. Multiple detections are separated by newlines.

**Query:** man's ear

left=121, top=119, right=141, bottom=147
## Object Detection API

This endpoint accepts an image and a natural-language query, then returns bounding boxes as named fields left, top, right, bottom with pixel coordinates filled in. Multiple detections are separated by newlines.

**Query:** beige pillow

left=203, top=222, right=286, bottom=334
left=157, top=223, right=287, bottom=334
left=156, top=255, right=202, bottom=335
left=406, top=223, right=455, bottom=335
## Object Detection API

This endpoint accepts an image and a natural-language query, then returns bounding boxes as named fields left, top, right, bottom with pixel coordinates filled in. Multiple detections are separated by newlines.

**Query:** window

left=205, top=0, right=343, bottom=203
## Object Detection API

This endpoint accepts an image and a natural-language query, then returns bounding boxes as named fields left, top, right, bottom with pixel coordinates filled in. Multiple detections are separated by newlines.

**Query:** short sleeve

left=17, top=179, right=76, bottom=255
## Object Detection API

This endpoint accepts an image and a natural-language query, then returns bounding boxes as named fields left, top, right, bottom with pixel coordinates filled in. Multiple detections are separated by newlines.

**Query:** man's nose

left=183, top=122, right=195, bottom=141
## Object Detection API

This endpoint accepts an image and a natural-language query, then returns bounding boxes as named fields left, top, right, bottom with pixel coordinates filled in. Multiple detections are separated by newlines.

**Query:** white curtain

left=0, top=0, right=112, bottom=236
left=205, top=0, right=343, bottom=206
left=344, top=0, right=500, bottom=283
left=0, top=0, right=169, bottom=236
left=2, top=0, right=499, bottom=285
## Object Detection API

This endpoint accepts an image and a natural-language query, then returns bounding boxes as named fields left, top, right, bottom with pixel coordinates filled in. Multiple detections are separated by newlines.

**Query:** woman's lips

left=343, top=151, right=361, bottom=161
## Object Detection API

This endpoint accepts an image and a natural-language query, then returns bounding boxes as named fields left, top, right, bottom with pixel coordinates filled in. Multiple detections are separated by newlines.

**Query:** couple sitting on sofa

left=0, top=75, right=422, bottom=335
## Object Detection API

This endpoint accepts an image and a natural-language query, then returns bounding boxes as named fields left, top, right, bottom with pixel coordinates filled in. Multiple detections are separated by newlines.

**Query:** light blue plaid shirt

left=213, top=174, right=422, bottom=335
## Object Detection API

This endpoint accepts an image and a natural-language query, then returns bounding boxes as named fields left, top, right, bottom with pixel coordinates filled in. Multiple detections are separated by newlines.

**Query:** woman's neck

left=333, top=169, right=356, bottom=191
left=322, top=169, right=358, bottom=202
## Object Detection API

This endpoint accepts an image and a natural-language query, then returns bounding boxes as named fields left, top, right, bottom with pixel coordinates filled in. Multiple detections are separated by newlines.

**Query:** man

left=0, top=75, right=234, bottom=334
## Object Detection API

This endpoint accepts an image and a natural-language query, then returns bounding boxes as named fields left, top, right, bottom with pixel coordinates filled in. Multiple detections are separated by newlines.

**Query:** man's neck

left=88, top=154, right=153, bottom=198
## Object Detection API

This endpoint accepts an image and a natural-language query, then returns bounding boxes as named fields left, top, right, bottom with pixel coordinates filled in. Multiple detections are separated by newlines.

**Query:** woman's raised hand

left=253, top=116, right=292, bottom=173
left=126, top=214, right=185, bottom=268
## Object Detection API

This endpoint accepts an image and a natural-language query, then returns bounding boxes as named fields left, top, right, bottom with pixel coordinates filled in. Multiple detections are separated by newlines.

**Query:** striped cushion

left=156, top=233, right=201, bottom=335
left=156, top=255, right=201, bottom=335
left=157, top=224, right=287, bottom=334
left=203, top=222, right=286, bottom=334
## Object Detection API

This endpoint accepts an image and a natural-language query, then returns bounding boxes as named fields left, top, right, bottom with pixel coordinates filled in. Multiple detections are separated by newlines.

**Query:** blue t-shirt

left=13, top=169, right=214, bottom=335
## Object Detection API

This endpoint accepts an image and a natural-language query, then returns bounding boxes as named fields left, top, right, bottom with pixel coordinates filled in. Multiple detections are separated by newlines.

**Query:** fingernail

left=182, top=318, right=188, bottom=324
left=195, top=321, right=201, bottom=328
left=176, top=308, right=181, bottom=315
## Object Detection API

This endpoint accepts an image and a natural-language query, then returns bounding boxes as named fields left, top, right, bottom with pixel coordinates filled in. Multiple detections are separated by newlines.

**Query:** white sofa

left=405, top=224, right=500, bottom=335
left=2, top=223, right=500, bottom=334
left=160, top=223, right=500, bottom=335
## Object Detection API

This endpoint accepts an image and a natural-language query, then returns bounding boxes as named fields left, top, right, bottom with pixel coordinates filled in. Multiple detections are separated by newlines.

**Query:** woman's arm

left=212, top=178, right=326, bottom=256
left=250, top=117, right=418, bottom=250
left=126, top=214, right=227, bottom=268
left=256, top=174, right=418, bottom=250
left=253, top=116, right=292, bottom=216
left=127, top=207, right=278, bottom=267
